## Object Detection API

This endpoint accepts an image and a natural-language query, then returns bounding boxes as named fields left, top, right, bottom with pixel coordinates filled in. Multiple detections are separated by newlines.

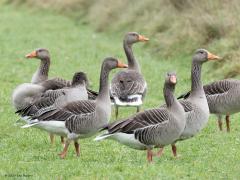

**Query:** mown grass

left=0, top=4, right=240, bottom=179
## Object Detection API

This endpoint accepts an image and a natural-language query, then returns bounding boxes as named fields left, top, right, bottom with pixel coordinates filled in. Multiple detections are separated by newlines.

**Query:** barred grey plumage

left=110, top=32, right=148, bottom=119
left=95, top=72, right=186, bottom=162
left=12, top=49, right=51, bottom=110
left=41, top=77, right=99, bottom=100
left=178, top=79, right=240, bottom=132
left=17, top=72, right=89, bottom=117
left=159, top=49, right=220, bottom=156
left=13, top=48, right=98, bottom=112
left=23, top=57, right=127, bottom=158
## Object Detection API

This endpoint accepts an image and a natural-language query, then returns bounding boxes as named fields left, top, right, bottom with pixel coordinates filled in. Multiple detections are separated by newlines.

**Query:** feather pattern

left=34, top=100, right=96, bottom=121
left=111, top=70, right=147, bottom=104
left=178, top=79, right=240, bottom=115
left=40, top=77, right=99, bottom=100
left=96, top=73, right=186, bottom=151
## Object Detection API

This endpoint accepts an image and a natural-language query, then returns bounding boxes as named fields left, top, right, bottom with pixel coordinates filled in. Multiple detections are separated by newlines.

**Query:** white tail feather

left=21, top=123, right=39, bottom=128
left=94, top=134, right=113, bottom=141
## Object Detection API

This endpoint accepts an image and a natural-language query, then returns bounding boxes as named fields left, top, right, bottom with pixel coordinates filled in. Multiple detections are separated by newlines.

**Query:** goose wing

left=178, top=79, right=238, bottom=99
left=178, top=99, right=194, bottom=113
left=105, top=108, right=169, bottom=134
left=40, top=77, right=71, bottom=90
left=32, top=100, right=96, bottom=122
left=86, top=88, right=98, bottom=100
left=16, top=88, right=67, bottom=116
left=160, top=99, right=193, bottom=113
left=42, top=78, right=100, bottom=101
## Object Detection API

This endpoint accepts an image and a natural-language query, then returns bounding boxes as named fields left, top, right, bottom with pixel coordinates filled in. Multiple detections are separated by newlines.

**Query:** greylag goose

left=12, top=48, right=97, bottom=111
left=95, top=72, right=186, bottom=162
left=178, top=79, right=238, bottom=132
left=158, top=49, right=221, bottom=157
left=26, top=48, right=51, bottom=84
left=110, top=32, right=149, bottom=119
left=18, top=72, right=88, bottom=144
left=12, top=49, right=51, bottom=110
left=22, top=57, right=128, bottom=158
left=17, top=72, right=88, bottom=118
left=26, top=48, right=98, bottom=99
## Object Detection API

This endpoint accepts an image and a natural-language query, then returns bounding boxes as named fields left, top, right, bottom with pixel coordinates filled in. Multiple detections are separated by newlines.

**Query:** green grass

left=0, top=4, right=240, bottom=179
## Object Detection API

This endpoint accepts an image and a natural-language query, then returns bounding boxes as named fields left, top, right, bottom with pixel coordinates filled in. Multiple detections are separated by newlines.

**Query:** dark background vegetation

left=5, top=0, right=240, bottom=78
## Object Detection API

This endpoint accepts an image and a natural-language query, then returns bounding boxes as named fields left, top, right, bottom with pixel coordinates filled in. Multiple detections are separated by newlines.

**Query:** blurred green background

left=5, top=0, right=240, bottom=78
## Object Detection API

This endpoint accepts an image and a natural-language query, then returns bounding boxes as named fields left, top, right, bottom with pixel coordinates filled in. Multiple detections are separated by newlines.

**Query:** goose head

left=166, top=72, right=177, bottom=85
left=72, top=72, right=89, bottom=86
left=25, top=48, right=50, bottom=60
left=124, top=32, right=149, bottom=45
left=193, top=49, right=220, bottom=64
left=102, top=57, right=128, bottom=71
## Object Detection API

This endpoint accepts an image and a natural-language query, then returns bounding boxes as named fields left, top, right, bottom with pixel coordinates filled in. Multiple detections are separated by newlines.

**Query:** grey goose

left=12, top=48, right=52, bottom=111
left=17, top=72, right=88, bottom=144
left=22, top=57, right=128, bottom=158
left=12, top=48, right=98, bottom=112
left=178, top=79, right=239, bottom=132
left=95, top=72, right=186, bottom=162
left=158, top=49, right=221, bottom=157
left=110, top=32, right=149, bottom=119
left=17, top=72, right=88, bottom=117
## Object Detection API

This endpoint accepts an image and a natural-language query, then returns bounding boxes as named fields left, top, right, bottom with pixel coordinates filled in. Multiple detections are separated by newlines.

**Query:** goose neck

left=31, top=57, right=50, bottom=83
left=39, top=57, right=50, bottom=76
left=123, top=40, right=140, bottom=72
left=164, top=83, right=176, bottom=108
left=191, top=60, right=203, bottom=94
left=97, top=66, right=110, bottom=101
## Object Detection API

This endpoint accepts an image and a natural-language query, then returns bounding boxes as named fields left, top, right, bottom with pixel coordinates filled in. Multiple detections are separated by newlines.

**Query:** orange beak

left=170, top=75, right=177, bottom=84
left=117, top=60, right=128, bottom=68
left=25, top=51, right=37, bottom=58
left=138, top=34, right=149, bottom=42
left=207, top=52, right=221, bottom=60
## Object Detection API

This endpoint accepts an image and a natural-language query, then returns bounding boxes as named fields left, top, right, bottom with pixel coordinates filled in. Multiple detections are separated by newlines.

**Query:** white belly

left=32, top=120, right=68, bottom=137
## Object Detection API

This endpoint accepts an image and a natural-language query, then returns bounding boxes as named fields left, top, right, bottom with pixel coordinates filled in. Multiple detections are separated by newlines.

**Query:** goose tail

left=94, top=133, right=113, bottom=141
left=21, top=119, right=39, bottom=128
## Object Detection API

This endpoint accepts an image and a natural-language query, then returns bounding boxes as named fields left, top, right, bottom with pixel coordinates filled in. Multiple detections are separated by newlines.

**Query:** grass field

left=1, top=4, right=240, bottom=179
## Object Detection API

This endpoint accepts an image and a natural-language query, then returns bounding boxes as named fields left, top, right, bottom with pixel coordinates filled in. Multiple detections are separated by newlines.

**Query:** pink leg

left=226, top=115, right=230, bottom=132
left=61, top=136, right=65, bottom=145
left=59, top=140, right=71, bottom=159
left=156, top=148, right=164, bottom=157
left=171, top=144, right=177, bottom=157
left=49, top=134, right=54, bottom=145
left=147, top=149, right=154, bottom=163
left=74, top=141, right=80, bottom=157
left=218, top=119, right=223, bottom=131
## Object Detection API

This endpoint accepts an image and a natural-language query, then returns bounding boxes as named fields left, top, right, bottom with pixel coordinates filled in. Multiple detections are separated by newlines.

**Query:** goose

left=18, top=72, right=89, bottom=144
left=95, top=72, right=186, bottom=162
left=12, top=48, right=97, bottom=111
left=22, top=57, right=128, bottom=158
left=110, top=32, right=149, bottom=119
left=26, top=48, right=99, bottom=99
left=12, top=49, right=51, bottom=110
left=26, top=48, right=51, bottom=84
left=157, top=49, right=221, bottom=157
left=16, top=72, right=88, bottom=118
left=178, top=79, right=239, bottom=132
